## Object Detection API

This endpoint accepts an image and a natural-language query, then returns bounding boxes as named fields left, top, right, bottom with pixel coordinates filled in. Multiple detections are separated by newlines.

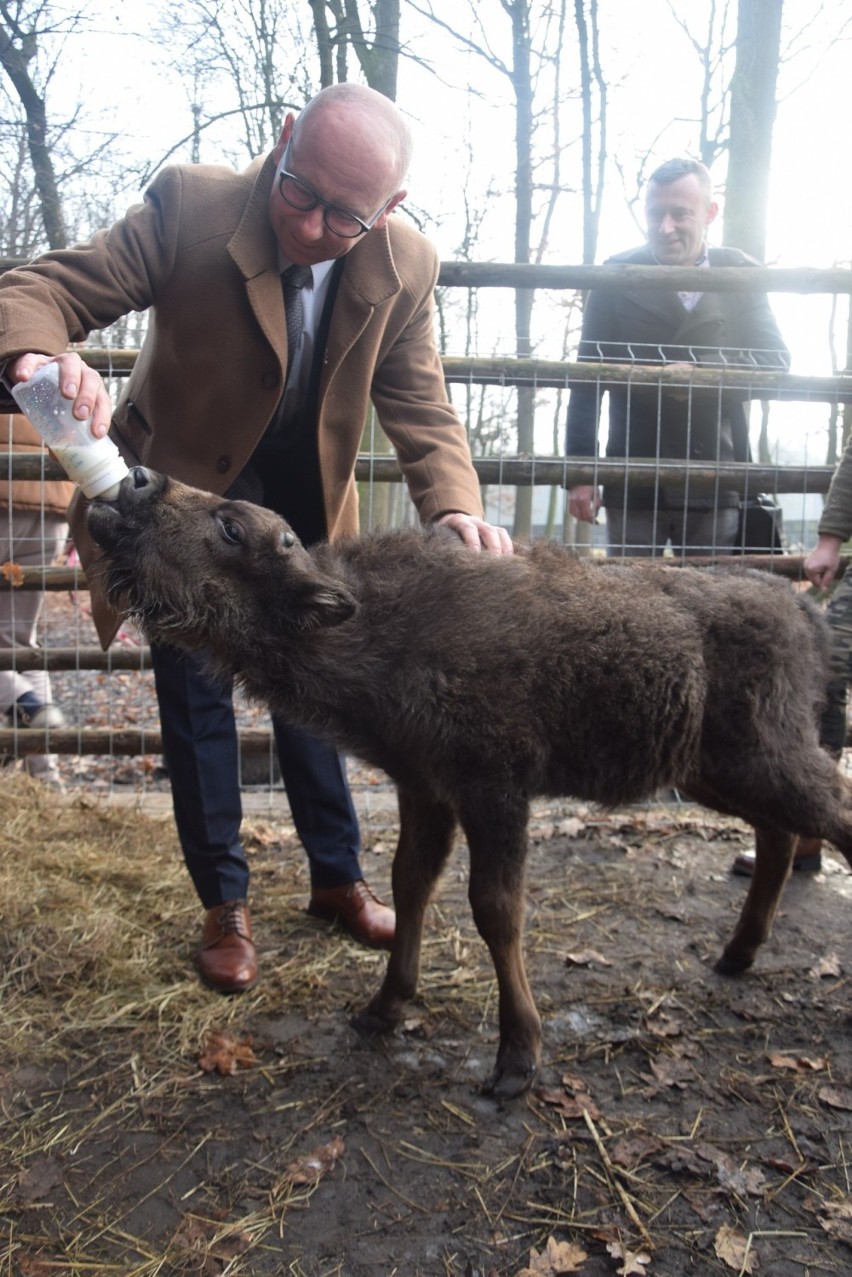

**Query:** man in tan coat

left=0, top=83, right=510, bottom=991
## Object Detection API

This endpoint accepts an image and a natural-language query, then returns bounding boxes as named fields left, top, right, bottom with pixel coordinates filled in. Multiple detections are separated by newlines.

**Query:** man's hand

left=568, top=484, right=602, bottom=524
left=435, top=512, right=514, bottom=555
left=804, top=533, right=844, bottom=590
left=8, top=352, right=112, bottom=438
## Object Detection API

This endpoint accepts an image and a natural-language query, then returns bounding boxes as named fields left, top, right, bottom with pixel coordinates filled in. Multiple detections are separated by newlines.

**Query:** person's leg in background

left=604, top=507, right=669, bottom=558
left=680, top=507, right=739, bottom=557
left=0, top=510, right=67, bottom=787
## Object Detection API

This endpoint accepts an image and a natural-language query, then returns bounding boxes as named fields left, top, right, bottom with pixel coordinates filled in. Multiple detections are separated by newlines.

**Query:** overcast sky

left=49, top=0, right=850, bottom=462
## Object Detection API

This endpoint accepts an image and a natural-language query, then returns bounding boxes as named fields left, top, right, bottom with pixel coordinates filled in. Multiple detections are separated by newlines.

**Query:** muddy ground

left=2, top=772, right=852, bottom=1277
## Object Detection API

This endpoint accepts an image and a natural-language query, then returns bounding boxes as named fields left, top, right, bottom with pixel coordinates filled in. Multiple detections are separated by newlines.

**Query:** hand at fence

left=568, top=484, right=602, bottom=524
left=803, top=534, right=844, bottom=590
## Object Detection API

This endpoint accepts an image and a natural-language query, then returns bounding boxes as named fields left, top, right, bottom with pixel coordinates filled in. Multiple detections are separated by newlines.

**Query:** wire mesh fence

left=1, top=261, right=851, bottom=795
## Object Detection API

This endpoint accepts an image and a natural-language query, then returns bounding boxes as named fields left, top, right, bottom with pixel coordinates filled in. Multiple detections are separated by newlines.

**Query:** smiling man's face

left=644, top=173, right=718, bottom=266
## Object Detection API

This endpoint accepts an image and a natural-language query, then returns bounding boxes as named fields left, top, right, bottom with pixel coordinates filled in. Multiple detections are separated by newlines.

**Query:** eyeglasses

left=276, top=142, right=391, bottom=239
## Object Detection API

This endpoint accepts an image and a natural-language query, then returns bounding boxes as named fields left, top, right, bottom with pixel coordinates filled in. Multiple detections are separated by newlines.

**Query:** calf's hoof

left=481, top=1048, right=539, bottom=1100
left=714, top=948, right=754, bottom=977
left=351, top=999, right=402, bottom=1037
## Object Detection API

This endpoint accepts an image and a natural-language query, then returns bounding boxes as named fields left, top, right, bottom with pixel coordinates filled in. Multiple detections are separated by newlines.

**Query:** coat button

left=215, top=455, right=231, bottom=474
left=262, top=370, right=279, bottom=389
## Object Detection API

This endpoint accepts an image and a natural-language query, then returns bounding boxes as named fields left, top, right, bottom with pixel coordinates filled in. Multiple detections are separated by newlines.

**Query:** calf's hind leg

left=716, top=826, right=796, bottom=975
left=353, top=786, right=456, bottom=1034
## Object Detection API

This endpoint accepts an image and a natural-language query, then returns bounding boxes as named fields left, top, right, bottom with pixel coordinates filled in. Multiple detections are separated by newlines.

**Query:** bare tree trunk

left=0, top=12, right=66, bottom=249
left=310, top=0, right=401, bottom=98
left=502, top=0, right=535, bottom=537
left=723, top=0, right=783, bottom=261
left=574, top=0, right=606, bottom=267
left=310, top=0, right=337, bottom=87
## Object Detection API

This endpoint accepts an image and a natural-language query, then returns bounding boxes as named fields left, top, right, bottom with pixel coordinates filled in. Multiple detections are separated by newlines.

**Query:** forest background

left=0, top=0, right=850, bottom=537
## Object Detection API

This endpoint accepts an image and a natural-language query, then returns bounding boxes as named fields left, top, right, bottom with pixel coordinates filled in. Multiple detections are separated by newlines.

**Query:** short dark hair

left=647, top=157, right=713, bottom=204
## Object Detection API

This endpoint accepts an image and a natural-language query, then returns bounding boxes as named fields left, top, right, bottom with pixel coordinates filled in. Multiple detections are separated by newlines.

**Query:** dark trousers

left=152, top=643, right=362, bottom=907
left=151, top=426, right=361, bottom=909
left=605, top=507, right=739, bottom=557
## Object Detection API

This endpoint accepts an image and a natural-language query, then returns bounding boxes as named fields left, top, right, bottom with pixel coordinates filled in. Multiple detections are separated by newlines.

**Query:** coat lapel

left=322, top=223, right=402, bottom=388
left=227, top=155, right=288, bottom=372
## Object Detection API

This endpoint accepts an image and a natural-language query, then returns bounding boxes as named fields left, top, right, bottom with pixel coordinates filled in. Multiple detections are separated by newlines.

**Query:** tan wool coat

left=0, top=414, right=75, bottom=517
left=0, top=153, right=483, bottom=645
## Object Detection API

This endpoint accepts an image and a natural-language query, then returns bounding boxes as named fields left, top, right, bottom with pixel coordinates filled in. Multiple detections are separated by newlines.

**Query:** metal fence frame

left=2, top=260, right=851, bottom=762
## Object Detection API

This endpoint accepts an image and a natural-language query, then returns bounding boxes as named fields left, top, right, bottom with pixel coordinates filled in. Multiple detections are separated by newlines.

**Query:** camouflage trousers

left=820, top=569, right=852, bottom=758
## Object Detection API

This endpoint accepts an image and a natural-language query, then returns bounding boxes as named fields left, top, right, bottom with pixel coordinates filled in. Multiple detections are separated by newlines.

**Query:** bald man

left=0, top=83, right=511, bottom=992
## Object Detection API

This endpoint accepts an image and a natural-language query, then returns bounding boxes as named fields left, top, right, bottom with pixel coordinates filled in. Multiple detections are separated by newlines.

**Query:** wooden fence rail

left=2, top=454, right=844, bottom=494
left=0, top=728, right=274, bottom=756
left=51, top=348, right=852, bottom=403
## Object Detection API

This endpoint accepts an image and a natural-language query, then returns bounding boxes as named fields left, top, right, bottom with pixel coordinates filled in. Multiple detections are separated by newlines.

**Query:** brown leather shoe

left=731, top=836, right=823, bottom=878
left=308, top=879, right=395, bottom=950
left=197, top=900, right=258, bottom=993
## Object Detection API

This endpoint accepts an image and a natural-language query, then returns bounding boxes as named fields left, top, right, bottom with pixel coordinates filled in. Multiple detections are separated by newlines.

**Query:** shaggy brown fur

left=88, top=468, right=852, bottom=1098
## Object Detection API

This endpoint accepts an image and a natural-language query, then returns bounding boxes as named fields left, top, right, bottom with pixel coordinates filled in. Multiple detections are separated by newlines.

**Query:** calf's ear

left=292, top=581, right=358, bottom=632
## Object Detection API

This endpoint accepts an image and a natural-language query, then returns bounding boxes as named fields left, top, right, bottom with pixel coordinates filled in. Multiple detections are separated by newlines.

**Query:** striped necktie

left=282, top=264, right=312, bottom=381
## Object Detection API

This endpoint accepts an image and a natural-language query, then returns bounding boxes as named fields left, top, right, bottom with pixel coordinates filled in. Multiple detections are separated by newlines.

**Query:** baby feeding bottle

left=11, top=361, right=129, bottom=500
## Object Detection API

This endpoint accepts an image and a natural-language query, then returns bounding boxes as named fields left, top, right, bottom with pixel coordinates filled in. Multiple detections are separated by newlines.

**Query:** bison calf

left=88, top=468, right=852, bottom=1098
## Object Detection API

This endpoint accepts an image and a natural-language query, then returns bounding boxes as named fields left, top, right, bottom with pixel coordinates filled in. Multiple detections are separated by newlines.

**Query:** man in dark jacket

left=565, top=157, right=790, bottom=556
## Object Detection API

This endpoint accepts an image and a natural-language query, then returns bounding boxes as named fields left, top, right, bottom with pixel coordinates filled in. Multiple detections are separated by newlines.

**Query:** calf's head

left=87, top=468, right=357, bottom=654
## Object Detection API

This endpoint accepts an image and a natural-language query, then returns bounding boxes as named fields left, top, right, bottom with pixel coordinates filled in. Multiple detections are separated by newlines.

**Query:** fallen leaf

left=682, top=1187, right=724, bottom=1223
left=818, top=1085, right=852, bottom=1112
left=714, top=1224, right=759, bottom=1272
left=767, top=1052, right=827, bottom=1072
left=402, top=1014, right=433, bottom=1038
left=654, top=1142, right=765, bottom=1197
left=813, top=1197, right=852, bottom=1244
left=704, top=1147, right=766, bottom=1199
left=564, top=948, right=612, bottom=968
left=282, top=1135, right=345, bottom=1186
left=643, top=1054, right=693, bottom=1091
left=536, top=1072, right=602, bottom=1120
left=15, top=1156, right=64, bottom=1203
left=198, top=1029, right=257, bottom=1075
left=516, top=1235, right=588, bottom=1275
left=1, top=559, right=24, bottom=586
left=809, top=953, right=843, bottom=979
left=170, top=1213, right=252, bottom=1276
left=611, top=1134, right=665, bottom=1168
left=535, top=1087, right=601, bottom=1121
left=645, top=1013, right=683, bottom=1038
left=605, top=1241, right=652, bottom=1274
left=557, top=816, right=586, bottom=838
left=242, top=821, right=281, bottom=849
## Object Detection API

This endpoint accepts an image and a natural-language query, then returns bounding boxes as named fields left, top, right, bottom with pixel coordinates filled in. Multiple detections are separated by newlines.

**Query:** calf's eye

left=216, top=516, right=244, bottom=546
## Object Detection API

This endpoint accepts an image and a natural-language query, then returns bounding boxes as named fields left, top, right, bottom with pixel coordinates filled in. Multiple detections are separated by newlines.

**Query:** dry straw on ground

left=2, top=772, right=852, bottom=1275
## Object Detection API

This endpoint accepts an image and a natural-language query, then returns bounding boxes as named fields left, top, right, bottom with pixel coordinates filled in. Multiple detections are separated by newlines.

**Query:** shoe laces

left=350, top=880, right=384, bottom=910
left=216, top=900, right=249, bottom=938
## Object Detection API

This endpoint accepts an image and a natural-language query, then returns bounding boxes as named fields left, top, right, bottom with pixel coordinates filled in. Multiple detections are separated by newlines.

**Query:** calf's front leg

left=352, top=786, right=456, bottom=1034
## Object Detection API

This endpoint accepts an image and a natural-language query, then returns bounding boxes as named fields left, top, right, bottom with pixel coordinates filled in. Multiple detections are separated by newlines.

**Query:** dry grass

left=2, top=774, right=852, bottom=1275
